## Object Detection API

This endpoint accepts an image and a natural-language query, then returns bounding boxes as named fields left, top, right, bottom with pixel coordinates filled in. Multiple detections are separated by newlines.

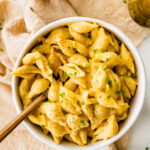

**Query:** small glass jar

left=128, top=0, right=150, bottom=27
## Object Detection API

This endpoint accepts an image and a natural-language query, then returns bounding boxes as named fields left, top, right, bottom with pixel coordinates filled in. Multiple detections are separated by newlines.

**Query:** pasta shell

left=58, top=39, right=88, bottom=57
left=92, top=115, right=118, bottom=142
left=68, top=54, right=89, bottom=68
left=45, top=27, right=72, bottom=44
left=69, top=21, right=98, bottom=33
left=120, top=44, right=135, bottom=73
left=28, top=78, right=50, bottom=99
left=59, top=63, right=85, bottom=78
left=89, top=28, right=110, bottom=58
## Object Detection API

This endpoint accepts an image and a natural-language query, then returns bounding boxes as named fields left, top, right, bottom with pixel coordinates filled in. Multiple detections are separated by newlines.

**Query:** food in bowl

left=12, top=21, right=137, bottom=146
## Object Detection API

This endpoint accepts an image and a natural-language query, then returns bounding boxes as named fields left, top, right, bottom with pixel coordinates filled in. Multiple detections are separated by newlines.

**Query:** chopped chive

left=116, top=91, right=121, bottom=94
left=39, top=112, right=42, bottom=115
left=104, top=77, right=108, bottom=82
left=60, top=99, right=64, bottom=103
left=72, top=66, right=76, bottom=69
left=108, top=80, right=112, bottom=86
left=107, top=94, right=111, bottom=98
left=85, top=63, right=89, bottom=67
left=105, top=58, right=109, bottom=62
left=1, top=19, right=5, bottom=22
left=123, top=0, right=127, bottom=3
left=73, top=41, right=77, bottom=46
left=0, top=27, right=2, bottom=30
left=62, top=109, right=67, bottom=114
left=122, top=73, right=129, bottom=77
left=93, top=49, right=97, bottom=53
left=63, top=72, right=67, bottom=76
left=115, top=51, right=120, bottom=55
left=122, top=90, right=126, bottom=94
left=41, top=125, right=44, bottom=129
left=95, top=102, right=99, bottom=104
left=80, top=101, right=84, bottom=106
left=59, top=92, right=65, bottom=97
left=73, top=48, right=78, bottom=53
left=126, top=67, right=130, bottom=72
left=0, top=48, right=4, bottom=52
left=103, top=66, right=107, bottom=71
left=100, top=49, right=104, bottom=53
left=88, top=34, right=91, bottom=39
left=80, top=120, right=85, bottom=124
left=74, top=71, right=77, bottom=75
left=92, top=107, right=95, bottom=111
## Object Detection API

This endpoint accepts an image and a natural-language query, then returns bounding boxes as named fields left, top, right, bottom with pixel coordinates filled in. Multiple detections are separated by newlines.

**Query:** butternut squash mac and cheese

left=12, top=21, right=137, bottom=145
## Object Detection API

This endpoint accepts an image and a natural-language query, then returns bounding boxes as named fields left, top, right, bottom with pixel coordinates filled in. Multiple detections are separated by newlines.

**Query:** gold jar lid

left=128, top=0, right=150, bottom=27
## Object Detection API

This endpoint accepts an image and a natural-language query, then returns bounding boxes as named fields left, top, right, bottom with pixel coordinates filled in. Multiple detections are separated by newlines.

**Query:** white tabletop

left=128, top=34, right=150, bottom=149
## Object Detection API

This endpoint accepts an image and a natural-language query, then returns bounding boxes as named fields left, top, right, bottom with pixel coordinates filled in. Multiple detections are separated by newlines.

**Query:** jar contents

left=128, top=0, right=150, bottom=27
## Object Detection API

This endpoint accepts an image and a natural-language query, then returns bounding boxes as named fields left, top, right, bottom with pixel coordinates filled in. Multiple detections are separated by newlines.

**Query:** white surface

left=128, top=34, right=150, bottom=150
left=12, top=17, right=146, bottom=150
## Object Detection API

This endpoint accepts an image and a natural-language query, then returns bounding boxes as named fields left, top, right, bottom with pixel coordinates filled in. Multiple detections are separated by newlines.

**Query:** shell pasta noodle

left=12, top=21, right=137, bottom=146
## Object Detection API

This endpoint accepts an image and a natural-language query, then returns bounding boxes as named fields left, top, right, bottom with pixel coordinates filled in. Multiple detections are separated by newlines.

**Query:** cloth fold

left=0, top=0, right=149, bottom=150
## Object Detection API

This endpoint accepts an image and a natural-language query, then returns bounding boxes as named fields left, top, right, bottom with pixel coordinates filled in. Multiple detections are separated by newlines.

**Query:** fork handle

left=0, top=94, right=46, bottom=142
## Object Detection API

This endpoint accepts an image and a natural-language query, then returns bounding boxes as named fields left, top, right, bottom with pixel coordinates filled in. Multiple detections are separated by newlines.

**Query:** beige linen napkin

left=0, top=0, right=149, bottom=150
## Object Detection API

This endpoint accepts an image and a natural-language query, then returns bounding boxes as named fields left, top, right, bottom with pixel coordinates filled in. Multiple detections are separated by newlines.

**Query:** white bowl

left=12, top=17, right=146, bottom=150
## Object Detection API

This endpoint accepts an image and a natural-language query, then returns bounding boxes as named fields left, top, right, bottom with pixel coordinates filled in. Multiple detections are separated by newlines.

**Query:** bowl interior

left=12, top=17, right=145, bottom=150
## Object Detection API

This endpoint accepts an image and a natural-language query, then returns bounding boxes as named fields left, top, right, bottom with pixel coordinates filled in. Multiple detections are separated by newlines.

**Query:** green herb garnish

left=62, top=109, right=67, bottom=114
left=107, top=94, right=111, bottom=98
left=0, top=19, right=5, bottom=31
left=63, top=72, right=67, bottom=76
left=73, top=48, right=78, bottom=53
left=105, top=58, right=109, bottom=62
left=59, top=92, right=65, bottom=97
left=104, top=77, right=108, bottom=82
left=93, top=49, right=97, bottom=53
left=74, top=71, right=77, bottom=75
left=41, top=125, right=44, bottom=129
left=122, top=73, right=129, bottom=77
left=60, top=99, right=64, bottom=103
left=80, top=101, right=84, bottom=106
left=95, top=102, right=99, bottom=104
left=122, top=90, right=126, bottom=94
left=108, top=80, right=112, bottom=86
left=73, top=41, right=77, bottom=46
left=145, top=147, right=149, bottom=150
left=103, top=66, right=107, bottom=71
left=123, top=0, right=127, bottom=3
left=100, top=49, right=104, bottom=53
left=115, top=51, right=119, bottom=55
left=0, top=19, right=5, bottom=23
left=80, top=120, right=85, bottom=124
left=116, top=91, right=121, bottom=94
left=126, top=67, right=130, bottom=72
left=0, top=48, right=4, bottom=52
left=39, top=112, right=42, bottom=115
left=85, top=63, right=89, bottom=67
left=72, top=66, right=76, bottom=69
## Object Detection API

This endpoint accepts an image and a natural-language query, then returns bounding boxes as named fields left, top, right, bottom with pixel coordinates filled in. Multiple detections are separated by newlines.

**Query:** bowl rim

left=12, top=16, right=146, bottom=150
